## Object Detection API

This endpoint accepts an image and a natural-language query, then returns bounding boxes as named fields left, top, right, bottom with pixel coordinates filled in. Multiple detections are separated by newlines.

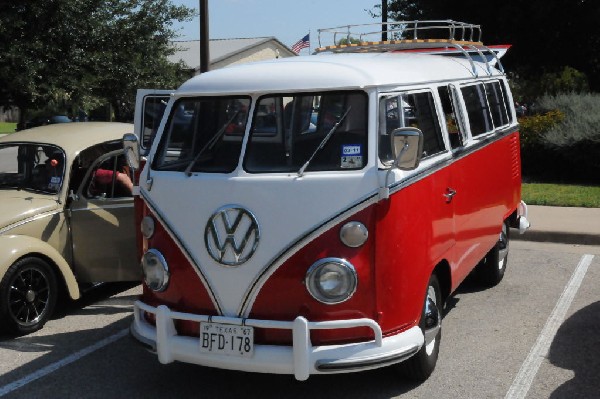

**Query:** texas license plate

left=199, top=322, right=254, bottom=357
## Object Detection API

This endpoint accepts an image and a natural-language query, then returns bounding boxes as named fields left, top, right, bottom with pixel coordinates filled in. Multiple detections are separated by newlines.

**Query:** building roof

left=168, top=37, right=296, bottom=70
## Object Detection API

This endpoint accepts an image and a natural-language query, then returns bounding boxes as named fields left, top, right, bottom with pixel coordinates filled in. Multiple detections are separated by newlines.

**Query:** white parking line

left=505, top=254, right=595, bottom=399
left=0, top=329, right=128, bottom=397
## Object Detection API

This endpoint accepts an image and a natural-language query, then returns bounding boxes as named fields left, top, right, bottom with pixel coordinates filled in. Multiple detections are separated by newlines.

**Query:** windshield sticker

left=341, top=144, right=363, bottom=168
left=48, top=176, right=62, bottom=191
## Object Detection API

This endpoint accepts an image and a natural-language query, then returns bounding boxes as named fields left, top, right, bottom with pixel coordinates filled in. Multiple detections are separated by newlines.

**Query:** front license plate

left=199, top=322, right=254, bottom=357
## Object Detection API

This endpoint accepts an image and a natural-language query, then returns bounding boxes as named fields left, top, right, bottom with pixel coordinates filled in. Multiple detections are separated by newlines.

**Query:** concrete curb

left=515, top=205, right=600, bottom=247
left=513, top=230, right=600, bottom=246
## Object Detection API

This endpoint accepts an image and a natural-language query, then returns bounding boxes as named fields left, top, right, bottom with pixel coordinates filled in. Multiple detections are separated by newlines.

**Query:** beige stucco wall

left=211, top=43, right=296, bottom=70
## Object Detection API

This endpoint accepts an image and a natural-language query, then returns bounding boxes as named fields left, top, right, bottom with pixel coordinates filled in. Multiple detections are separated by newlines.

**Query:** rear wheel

left=477, top=221, right=510, bottom=286
left=398, top=274, right=442, bottom=381
left=0, top=257, right=57, bottom=335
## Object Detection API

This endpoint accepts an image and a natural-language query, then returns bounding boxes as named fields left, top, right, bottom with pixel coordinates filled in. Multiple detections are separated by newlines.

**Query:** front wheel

left=0, top=257, right=58, bottom=335
left=397, top=274, right=442, bottom=381
left=477, top=221, right=510, bottom=286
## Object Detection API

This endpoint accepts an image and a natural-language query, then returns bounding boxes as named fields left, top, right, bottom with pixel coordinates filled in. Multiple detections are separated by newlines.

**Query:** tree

left=0, top=0, right=195, bottom=124
left=374, top=0, right=600, bottom=93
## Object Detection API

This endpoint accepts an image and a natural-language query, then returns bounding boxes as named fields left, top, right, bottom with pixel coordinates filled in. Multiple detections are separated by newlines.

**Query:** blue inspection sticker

left=340, top=144, right=363, bottom=168
left=48, top=176, right=62, bottom=191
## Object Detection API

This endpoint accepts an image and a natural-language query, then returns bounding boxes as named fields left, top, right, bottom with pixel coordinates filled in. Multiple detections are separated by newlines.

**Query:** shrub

left=521, top=93, right=600, bottom=183
left=539, top=67, right=589, bottom=96
left=519, top=110, right=564, bottom=148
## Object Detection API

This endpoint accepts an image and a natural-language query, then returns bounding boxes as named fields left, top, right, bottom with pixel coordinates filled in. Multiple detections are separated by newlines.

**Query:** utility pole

left=199, top=0, right=210, bottom=73
left=382, top=0, right=388, bottom=42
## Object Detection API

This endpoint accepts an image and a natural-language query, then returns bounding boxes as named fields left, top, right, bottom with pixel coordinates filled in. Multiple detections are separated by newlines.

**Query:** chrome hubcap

left=498, top=224, right=509, bottom=270
left=423, top=285, right=441, bottom=355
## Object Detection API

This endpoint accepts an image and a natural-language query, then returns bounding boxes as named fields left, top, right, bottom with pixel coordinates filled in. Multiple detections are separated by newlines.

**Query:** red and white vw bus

left=127, top=21, right=529, bottom=381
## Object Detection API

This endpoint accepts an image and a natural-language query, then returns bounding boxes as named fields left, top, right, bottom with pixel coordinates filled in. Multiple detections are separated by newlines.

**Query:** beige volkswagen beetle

left=0, top=122, right=140, bottom=335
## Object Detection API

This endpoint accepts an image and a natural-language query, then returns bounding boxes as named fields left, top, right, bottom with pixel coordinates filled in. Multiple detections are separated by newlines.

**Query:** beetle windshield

left=0, top=144, right=66, bottom=194
left=244, top=91, right=368, bottom=173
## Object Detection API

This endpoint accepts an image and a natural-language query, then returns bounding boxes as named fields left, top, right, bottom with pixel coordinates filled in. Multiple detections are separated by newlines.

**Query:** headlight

left=305, top=258, right=357, bottom=304
left=141, top=216, right=155, bottom=239
left=339, top=221, right=368, bottom=248
left=141, top=249, right=169, bottom=292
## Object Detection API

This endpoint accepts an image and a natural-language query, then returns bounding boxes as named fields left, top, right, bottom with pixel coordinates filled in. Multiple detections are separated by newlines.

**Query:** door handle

left=443, top=187, right=457, bottom=203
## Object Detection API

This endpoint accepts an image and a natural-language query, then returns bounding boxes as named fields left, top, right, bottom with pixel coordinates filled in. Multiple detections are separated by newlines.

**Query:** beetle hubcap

left=8, top=268, right=50, bottom=326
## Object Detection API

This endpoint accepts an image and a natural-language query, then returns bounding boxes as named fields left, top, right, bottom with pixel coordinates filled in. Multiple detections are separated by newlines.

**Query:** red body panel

left=137, top=131, right=522, bottom=346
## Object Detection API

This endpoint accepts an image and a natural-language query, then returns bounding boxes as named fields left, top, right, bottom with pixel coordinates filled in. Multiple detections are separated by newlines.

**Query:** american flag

left=291, top=34, right=310, bottom=54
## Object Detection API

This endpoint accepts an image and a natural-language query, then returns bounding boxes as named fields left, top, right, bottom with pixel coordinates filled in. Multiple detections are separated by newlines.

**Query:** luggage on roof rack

left=315, top=20, right=507, bottom=77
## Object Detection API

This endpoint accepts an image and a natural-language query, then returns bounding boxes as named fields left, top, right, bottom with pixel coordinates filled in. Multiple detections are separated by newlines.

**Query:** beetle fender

left=0, top=235, right=80, bottom=300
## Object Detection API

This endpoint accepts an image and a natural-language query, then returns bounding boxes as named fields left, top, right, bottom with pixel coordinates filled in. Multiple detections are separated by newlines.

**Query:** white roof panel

left=177, top=52, right=502, bottom=95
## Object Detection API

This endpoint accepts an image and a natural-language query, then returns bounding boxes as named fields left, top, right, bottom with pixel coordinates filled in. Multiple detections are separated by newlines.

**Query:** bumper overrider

left=131, top=300, right=424, bottom=381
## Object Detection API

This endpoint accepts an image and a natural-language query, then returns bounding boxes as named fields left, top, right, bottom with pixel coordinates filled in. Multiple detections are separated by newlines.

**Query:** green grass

left=0, top=122, right=16, bottom=134
left=522, top=183, right=600, bottom=208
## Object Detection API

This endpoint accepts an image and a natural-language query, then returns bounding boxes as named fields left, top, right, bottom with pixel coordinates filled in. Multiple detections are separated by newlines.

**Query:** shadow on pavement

left=549, top=301, right=600, bottom=398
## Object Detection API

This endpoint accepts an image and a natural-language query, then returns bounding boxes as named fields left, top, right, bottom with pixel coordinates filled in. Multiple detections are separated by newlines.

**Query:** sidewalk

left=515, top=205, right=600, bottom=246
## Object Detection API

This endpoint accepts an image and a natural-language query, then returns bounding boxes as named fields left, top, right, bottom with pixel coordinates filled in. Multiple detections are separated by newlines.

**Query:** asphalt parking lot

left=0, top=240, right=598, bottom=399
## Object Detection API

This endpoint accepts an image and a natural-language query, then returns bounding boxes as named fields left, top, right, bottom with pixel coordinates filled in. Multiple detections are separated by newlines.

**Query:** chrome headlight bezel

left=305, top=258, right=358, bottom=305
left=141, top=248, right=170, bottom=292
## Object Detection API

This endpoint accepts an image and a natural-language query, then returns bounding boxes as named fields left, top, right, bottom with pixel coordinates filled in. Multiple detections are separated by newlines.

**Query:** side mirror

left=123, top=133, right=140, bottom=170
left=390, top=127, right=423, bottom=171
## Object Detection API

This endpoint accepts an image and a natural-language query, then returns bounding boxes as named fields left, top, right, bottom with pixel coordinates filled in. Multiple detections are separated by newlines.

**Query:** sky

left=170, top=0, right=380, bottom=53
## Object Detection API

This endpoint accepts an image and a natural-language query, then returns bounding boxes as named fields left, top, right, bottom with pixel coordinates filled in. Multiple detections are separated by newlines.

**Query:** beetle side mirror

left=390, top=127, right=423, bottom=171
left=123, top=133, right=140, bottom=170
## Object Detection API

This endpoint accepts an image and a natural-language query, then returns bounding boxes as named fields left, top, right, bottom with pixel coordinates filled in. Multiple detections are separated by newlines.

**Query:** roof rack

left=315, top=20, right=505, bottom=77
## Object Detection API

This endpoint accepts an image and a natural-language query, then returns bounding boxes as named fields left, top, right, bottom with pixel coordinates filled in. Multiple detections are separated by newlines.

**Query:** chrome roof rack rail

left=315, top=20, right=506, bottom=77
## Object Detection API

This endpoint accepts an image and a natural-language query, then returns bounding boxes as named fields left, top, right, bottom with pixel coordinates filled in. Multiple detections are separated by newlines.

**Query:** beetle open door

left=69, top=149, right=139, bottom=282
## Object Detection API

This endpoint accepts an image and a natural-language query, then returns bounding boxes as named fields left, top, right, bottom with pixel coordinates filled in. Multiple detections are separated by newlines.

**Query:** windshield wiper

left=184, top=111, right=240, bottom=177
left=297, top=106, right=351, bottom=177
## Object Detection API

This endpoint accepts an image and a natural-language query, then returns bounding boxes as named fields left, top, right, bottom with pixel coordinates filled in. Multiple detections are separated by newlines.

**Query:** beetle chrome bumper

left=131, top=300, right=423, bottom=381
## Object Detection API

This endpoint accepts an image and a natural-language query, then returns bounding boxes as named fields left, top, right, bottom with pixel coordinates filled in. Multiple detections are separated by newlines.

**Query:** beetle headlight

left=305, top=258, right=357, bottom=304
left=141, top=249, right=169, bottom=292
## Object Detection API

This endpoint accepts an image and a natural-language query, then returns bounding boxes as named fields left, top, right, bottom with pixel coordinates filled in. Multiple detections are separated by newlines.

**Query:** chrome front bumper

left=131, top=300, right=423, bottom=381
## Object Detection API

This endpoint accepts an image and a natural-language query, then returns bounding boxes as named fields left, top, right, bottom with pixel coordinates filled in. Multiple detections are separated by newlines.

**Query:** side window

left=485, top=81, right=510, bottom=128
left=499, top=80, right=514, bottom=124
left=379, top=91, right=445, bottom=163
left=438, top=86, right=465, bottom=149
left=461, top=83, right=493, bottom=136
left=86, top=153, right=133, bottom=199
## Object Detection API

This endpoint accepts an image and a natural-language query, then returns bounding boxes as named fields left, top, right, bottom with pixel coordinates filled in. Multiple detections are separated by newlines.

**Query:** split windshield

left=0, top=144, right=65, bottom=194
left=153, top=96, right=251, bottom=173
left=153, top=91, right=368, bottom=174
left=244, top=91, right=368, bottom=173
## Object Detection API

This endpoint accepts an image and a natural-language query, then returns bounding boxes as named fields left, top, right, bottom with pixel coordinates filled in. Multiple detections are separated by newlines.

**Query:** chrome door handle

left=443, top=188, right=457, bottom=203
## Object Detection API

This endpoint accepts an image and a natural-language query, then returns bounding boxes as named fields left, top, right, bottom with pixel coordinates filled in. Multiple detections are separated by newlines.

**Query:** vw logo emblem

left=204, top=206, right=260, bottom=266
